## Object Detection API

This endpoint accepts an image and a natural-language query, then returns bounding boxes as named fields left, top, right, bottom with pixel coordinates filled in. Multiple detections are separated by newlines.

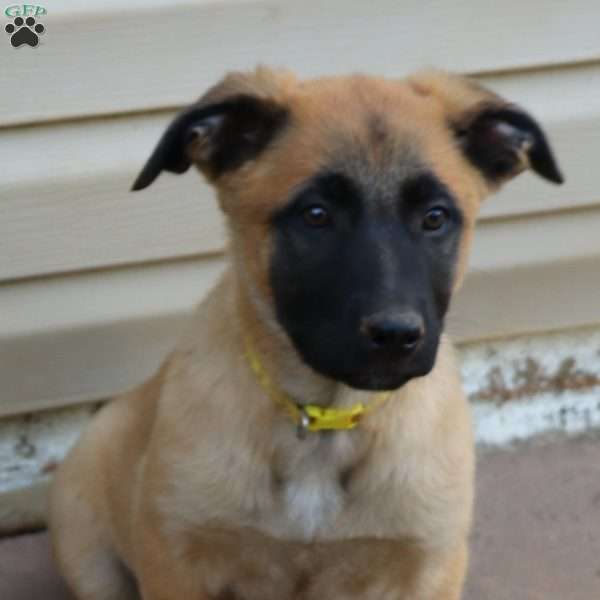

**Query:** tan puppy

left=49, top=68, right=562, bottom=600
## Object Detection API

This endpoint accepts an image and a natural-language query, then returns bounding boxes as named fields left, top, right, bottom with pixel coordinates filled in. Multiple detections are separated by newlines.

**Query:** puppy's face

left=133, top=68, right=562, bottom=391
left=269, top=168, right=461, bottom=390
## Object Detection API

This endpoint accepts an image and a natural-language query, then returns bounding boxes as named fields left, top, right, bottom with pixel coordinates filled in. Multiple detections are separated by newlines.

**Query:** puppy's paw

left=213, top=566, right=299, bottom=600
left=214, top=579, right=295, bottom=600
left=214, top=585, right=243, bottom=600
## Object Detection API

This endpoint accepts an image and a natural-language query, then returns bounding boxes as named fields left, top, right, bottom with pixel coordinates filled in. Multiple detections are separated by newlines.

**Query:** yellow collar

left=244, top=334, right=392, bottom=437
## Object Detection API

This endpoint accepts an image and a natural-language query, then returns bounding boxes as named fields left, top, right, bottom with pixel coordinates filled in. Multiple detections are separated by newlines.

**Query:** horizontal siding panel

left=468, top=206, right=600, bottom=273
left=2, top=208, right=600, bottom=416
left=0, top=113, right=225, bottom=282
left=2, top=62, right=600, bottom=282
left=2, top=0, right=600, bottom=127
left=448, top=256, right=600, bottom=344
left=0, top=256, right=225, bottom=417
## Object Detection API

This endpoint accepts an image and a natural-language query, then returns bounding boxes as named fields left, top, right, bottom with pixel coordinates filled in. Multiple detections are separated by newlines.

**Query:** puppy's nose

left=361, top=311, right=425, bottom=353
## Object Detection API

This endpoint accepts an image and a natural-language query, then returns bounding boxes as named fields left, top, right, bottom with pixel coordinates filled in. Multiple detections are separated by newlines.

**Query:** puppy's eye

left=422, top=206, right=449, bottom=232
left=302, top=205, right=331, bottom=228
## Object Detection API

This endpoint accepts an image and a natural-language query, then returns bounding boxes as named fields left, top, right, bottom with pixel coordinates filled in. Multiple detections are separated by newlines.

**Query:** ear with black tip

left=408, top=70, right=563, bottom=187
left=454, top=104, right=564, bottom=186
left=131, top=94, right=288, bottom=191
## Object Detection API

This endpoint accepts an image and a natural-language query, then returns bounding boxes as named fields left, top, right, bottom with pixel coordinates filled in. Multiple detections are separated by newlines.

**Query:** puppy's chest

left=172, top=429, right=413, bottom=542
left=258, top=433, right=369, bottom=540
left=274, top=461, right=343, bottom=540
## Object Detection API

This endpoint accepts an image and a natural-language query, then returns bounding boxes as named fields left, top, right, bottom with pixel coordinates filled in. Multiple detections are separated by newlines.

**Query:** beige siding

left=1, top=0, right=599, bottom=417
left=2, top=0, right=600, bottom=128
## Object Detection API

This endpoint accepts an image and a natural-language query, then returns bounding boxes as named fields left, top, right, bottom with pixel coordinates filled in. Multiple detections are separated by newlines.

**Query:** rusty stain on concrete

left=471, top=356, right=600, bottom=405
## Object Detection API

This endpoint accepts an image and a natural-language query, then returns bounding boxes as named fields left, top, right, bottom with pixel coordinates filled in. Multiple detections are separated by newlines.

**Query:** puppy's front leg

left=135, top=523, right=299, bottom=600
left=299, top=538, right=425, bottom=600
left=302, top=539, right=467, bottom=600
left=429, top=543, right=469, bottom=600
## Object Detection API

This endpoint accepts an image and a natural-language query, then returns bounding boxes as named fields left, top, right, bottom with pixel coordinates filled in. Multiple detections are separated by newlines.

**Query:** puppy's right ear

left=131, top=77, right=289, bottom=191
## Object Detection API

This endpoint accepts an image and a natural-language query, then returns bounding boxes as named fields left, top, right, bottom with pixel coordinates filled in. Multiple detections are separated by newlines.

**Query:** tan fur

left=49, top=68, right=526, bottom=599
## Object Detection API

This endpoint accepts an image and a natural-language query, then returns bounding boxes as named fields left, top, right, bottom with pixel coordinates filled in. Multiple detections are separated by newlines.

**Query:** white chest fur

left=266, top=430, right=363, bottom=541
left=282, top=471, right=343, bottom=539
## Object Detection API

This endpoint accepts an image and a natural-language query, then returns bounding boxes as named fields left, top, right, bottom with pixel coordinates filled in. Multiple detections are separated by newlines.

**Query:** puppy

left=49, top=67, right=562, bottom=600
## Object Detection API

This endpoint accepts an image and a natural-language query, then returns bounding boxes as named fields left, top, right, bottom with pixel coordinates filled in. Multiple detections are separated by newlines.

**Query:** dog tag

left=296, top=409, right=311, bottom=440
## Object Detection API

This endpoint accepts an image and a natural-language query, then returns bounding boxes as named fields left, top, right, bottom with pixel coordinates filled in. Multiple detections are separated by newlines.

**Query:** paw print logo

left=5, top=16, right=45, bottom=47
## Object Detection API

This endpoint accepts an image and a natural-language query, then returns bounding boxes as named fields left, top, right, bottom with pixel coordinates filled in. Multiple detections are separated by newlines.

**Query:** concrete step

left=465, top=434, right=600, bottom=600
left=1, top=435, right=599, bottom=599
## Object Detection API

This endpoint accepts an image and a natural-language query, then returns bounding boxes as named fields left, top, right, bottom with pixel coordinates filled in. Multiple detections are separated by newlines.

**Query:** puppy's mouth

left=340, top=372, right=413, bottom=391
left=302, top=345, right=437, bottom=392
left=336, top=361, right=433, bottom=391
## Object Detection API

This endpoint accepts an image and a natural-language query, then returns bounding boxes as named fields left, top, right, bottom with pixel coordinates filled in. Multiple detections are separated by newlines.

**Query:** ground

left=1, top=435, right=599, bottom=599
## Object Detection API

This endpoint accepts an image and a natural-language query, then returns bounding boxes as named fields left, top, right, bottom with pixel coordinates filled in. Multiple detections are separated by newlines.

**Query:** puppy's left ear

left=131, top=69, right=290, bottom=191
left=454, top=103, right=564, bottom=185
left=409, top=70, right=564, bottom=186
